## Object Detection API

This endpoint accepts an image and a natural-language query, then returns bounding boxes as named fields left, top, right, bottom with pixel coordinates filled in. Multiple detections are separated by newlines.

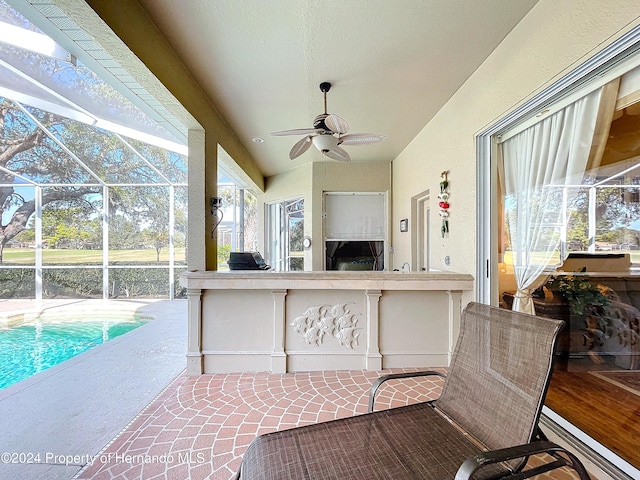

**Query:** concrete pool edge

left=0, top=299, right=163, bottom=400
left=0, top=299, right=156, bottom=328
left=0, top=299, right=187, bottom=480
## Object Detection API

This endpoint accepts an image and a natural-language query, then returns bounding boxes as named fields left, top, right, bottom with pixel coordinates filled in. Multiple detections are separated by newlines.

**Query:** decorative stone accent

left=291, top=303, right=361, bottom=349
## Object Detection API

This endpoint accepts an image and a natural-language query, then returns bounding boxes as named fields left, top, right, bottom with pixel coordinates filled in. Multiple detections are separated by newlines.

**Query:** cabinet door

left=324, top=192, right=385, bottom=240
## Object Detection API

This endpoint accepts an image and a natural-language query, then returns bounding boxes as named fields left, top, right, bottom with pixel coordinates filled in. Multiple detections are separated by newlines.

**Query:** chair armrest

left=454, top=440, right=592, bottom=480
left=368, top=370, right=446, bottom=412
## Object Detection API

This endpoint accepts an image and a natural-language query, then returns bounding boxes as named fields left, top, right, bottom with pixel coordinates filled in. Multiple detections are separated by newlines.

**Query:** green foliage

left=42, top=206, right=101, bottom=249
left=565, top=208, right=588, bottom=251
left=289, top=218, right=304, bottom=252
left=0, top=268, right=34, bottom=298
left=218, top=243, right=232, bottom=265
left=0, top=23, right=191, bottom=297
left=0, top=266, right=186, bottom=299
left=13, top=229, right=34, bottom=243
left=108, top=267, right=170, bottom=298
left=44, top=268, right=103, bottom=298
left=107, top=215, right=140, bottom=249
left=565, top=186, right=640, bottom=250
left=0, top=97, right=187, bottom=263
left=218, top=186, right=258, bottom=251
left=547, top=271, right=610, bottom=316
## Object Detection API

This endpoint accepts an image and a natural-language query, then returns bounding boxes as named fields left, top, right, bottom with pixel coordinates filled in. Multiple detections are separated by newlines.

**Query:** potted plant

left=546, top=270, right=612, bottom=353
left=547, top=272, right=610, bottom=317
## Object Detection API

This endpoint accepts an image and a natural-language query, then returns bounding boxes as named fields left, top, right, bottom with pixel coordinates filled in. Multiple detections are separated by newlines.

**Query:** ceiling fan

left=270, top=82, right=387, bottom=162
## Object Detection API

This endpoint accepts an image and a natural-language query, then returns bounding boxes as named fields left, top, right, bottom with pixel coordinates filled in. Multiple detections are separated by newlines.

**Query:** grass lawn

left=2, top=248, right=186, bottom=264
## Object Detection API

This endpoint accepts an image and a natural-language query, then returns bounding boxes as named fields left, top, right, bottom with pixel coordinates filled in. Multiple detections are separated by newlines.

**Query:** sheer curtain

left=501, top=89, right=603, bottom=314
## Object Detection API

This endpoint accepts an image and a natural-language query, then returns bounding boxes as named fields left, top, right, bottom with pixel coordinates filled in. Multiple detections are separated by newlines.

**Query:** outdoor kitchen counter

left=180, top=270, right=474, bottom=374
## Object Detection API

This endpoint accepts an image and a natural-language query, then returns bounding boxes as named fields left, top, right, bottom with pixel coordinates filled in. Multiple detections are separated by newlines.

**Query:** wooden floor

left=545, top=362, right=640, bottom=469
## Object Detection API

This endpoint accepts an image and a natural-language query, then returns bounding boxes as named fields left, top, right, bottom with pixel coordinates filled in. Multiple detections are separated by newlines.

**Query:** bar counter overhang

left=180, top=270, right=475, bottom=374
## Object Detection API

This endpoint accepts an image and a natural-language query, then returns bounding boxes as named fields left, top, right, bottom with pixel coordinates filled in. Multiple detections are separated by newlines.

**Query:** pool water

left=0, top=317, right=148, bottom=390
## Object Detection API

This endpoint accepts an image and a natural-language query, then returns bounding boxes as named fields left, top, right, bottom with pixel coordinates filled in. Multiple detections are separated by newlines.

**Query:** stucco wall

left=258, top=163, right=313, bottom=267
left=260, top=160, right=390, bottom=270
left=391, top=0, right=640, bottom=293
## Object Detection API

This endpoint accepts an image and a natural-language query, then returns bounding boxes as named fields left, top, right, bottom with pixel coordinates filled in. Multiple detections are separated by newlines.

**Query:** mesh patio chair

left=233, top=302, right=592, bottom=480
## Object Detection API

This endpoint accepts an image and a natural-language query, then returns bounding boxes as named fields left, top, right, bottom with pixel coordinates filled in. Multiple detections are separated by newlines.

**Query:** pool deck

left=0, top=299, right=187, bottom=480
left=0, top=299, right=615, bottom=480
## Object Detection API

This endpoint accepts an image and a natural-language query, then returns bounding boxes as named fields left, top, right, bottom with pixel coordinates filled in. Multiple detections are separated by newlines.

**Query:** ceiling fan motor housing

left=313, top=113, right=331, bottom=131
left=270, top=80, right=385, bottom=162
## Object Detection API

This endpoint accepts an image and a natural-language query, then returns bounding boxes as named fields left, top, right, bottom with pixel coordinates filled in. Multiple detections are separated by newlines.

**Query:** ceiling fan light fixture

left=312, top=134, right=339, bottom=153
left=270, top=81, right=386, bottom=162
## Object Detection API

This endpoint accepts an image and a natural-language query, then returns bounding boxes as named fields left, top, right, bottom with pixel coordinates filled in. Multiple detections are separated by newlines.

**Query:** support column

left=271, top=289, right=288, bottom=373
left=365, top=289, right=383, bottom=370
left=186, top=287, right=204, bottom=375
left=187, top=129, right=206, bottom=271
left=204, top=130, right=218, bottom=271
left=185, top=129, right=206, bottom=375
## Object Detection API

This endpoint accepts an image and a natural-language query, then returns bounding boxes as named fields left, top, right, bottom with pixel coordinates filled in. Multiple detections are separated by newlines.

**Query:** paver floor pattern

left=77, top=369, right=441, bottom=479
left=77, top=369, right=580, bottom=480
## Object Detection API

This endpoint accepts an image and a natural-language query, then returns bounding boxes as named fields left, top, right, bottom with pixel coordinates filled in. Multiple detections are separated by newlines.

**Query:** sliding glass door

left=478, top=29, right=640, bottom=478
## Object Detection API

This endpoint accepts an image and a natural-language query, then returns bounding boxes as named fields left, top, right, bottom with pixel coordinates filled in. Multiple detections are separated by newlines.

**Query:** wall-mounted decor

left=290, top=303, right=361, bottom=349
left=438, top=170, right=450, bottom=237
left=400, top=218, right=408, bottom=232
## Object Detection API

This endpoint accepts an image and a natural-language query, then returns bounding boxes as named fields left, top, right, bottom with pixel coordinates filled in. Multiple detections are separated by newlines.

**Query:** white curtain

left=501, top=89, right=602, bottom=314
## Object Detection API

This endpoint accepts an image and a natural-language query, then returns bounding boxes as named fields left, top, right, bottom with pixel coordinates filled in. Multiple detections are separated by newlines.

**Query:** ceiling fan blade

left=324, top=114, right=350, bottom=134
left=323, top=145, right=351, bottom=162
left=270, top=128, right=322, bottom=136
left=289, top=136, right=313, bottom=159
left=338, top=133, right=387, bottom=146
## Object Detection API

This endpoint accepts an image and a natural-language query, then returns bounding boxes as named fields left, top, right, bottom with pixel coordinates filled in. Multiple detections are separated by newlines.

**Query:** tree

left=243, top=191, right=258, bottom=251
left=0, top=35, right=187, bottom=268
left=565, top=185, right=640, bottom=250
left=217, top=186, right=258, bottom=252
left=41, top=206, right=100, bottom=249
left=0, top=96, right=185, bottom=263
left=217, top=243, right=232, bottom=266
left=109, top=214, right=141, bottom=250
left=0, top=85, right=105, bottom=262
left=0, top=182, right=97, bottom=262
left=566, top=209, right=588, bottom=251
left=289, top=217, right=304, bottom=252
left=109, top=185, right=171, bottom=262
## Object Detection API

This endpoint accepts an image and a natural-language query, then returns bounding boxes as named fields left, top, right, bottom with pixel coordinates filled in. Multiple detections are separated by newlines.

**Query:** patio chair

left=233, top=302, right=592, bottom=480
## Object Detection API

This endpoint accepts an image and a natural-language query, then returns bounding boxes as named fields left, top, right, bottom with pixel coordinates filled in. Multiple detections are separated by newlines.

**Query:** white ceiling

left=136, top=0, right=539, bottom=178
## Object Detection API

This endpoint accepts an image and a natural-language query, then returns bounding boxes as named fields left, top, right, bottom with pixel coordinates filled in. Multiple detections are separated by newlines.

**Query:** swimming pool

left=0, top=316, right=150, bottom=390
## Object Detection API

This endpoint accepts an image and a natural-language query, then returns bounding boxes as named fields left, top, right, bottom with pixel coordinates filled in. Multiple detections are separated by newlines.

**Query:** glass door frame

left=476, top=24, right=640, bottom=478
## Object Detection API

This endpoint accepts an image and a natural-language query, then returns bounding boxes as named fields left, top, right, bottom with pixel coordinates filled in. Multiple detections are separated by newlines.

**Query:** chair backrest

left=436, top=302, right=563, bottom=452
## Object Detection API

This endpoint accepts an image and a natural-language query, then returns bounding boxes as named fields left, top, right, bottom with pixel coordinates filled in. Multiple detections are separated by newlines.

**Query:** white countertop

left=180, top=270, right=474, bottom=291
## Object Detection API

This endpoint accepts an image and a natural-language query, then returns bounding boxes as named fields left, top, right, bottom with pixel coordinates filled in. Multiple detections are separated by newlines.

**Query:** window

left=0, top=1, right=187, bottom=300
left=497, top=68, right=640, bottom=309
left=216, top=179, right=258, bottom=269
left=265, top=198, right=304, bottom=271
